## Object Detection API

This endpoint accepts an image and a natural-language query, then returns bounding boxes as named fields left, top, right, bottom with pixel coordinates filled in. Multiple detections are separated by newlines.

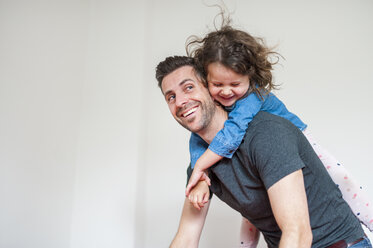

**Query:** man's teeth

left=182, top=107, right=197, bottom=117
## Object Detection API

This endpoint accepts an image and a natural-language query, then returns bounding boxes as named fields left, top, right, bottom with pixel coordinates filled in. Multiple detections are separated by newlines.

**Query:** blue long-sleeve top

left=189, top=92, right=307, bottom=168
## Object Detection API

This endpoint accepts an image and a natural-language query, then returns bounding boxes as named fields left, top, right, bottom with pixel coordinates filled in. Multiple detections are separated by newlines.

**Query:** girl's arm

left=208, top=92, right=265, bottom=158
left=185, top=149, right=221, bottom=196
left=186, top=92, right=265, bottom=196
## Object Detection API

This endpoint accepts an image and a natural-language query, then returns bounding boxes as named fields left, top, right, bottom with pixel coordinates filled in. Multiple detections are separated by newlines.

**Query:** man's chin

left=176, top=120, right=200, bottom=133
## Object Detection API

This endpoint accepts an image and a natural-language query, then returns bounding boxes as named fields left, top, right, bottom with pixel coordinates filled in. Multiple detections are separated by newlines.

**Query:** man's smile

left=182, top=106, right=198, bottom=118
left=177, top=102, right=199, bottom=120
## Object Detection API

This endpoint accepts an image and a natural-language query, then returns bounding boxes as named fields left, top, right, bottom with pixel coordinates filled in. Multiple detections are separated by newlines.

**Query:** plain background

left=0, top=0, right=372, bottom=247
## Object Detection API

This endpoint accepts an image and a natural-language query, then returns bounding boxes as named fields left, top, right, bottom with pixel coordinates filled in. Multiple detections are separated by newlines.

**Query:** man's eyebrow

left=164, top=78, right=194, bottom=96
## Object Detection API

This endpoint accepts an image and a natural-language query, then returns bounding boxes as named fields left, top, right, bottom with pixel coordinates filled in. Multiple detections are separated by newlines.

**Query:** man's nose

left=175, top=94, right=188, bottom=107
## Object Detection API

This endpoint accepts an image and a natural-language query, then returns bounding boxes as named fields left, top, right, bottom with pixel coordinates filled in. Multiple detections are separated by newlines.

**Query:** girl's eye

left=232, top=83, right=240, bottom=87
left=186, top=85, right=193, bottom=90
left=211, top=83, right=222, bottom=87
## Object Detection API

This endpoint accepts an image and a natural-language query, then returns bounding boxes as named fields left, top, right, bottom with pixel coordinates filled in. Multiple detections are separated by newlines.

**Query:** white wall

left=0, top=0, right=145, bottom=247
left=69, top=0, right=146, bottom=247
left=69, top=1, right=146, bottom=248
left=0, top=1, right=372, bottom=248
left=0, top=1, right=88, bottom=247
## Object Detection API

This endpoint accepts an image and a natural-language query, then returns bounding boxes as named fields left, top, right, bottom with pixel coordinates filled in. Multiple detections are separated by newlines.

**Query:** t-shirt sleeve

left=209, top=92, right=265, bottom=158
left=186, top=163, right=193, bottom=185
left=249, top=120, right=306, bottom=190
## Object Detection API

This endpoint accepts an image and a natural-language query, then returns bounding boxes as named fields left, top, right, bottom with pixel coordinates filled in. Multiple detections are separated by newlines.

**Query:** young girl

left=184, top=23, right=373, bottom=246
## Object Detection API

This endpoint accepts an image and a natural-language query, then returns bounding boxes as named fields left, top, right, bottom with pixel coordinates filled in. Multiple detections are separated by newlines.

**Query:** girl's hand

left=185, top=169, right=211, bottom=197
left=188, top=180, right=210, bottom=210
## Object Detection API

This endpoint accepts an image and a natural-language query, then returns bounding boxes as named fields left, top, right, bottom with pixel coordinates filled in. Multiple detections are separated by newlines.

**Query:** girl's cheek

left=210, top=92, right=219, bottom=101
left=209, top=88, right=217, bottom=96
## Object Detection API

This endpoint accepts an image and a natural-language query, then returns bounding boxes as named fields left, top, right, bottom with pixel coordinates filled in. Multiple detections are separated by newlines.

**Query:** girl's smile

left=207, top=62, right=250, bottom=107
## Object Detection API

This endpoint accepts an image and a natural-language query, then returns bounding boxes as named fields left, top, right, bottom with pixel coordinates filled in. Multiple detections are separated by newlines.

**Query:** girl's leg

left=239, top=217, right=260, bottom=248
left=303, top=129, right=373, bottom=232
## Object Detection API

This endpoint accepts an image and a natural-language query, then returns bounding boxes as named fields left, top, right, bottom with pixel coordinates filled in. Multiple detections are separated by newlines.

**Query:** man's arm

left=170, top=197, right=210, bottom=248
left=267, top=169, right=313, bottom=248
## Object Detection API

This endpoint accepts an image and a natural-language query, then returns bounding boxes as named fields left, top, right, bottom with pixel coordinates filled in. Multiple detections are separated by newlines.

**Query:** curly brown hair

left=186, top=17, right=280, bottom=97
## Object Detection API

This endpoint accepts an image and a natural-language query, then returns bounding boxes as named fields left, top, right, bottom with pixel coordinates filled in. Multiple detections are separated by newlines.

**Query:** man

left=156, top=56, right=368, bottom=248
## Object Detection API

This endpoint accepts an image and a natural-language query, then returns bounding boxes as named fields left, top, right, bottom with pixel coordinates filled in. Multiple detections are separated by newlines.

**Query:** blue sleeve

left=261, top=93, right=307, bottom=131
left=209, top=92, right=265, bottom=158
left=189, top=132, right=209, bottom=168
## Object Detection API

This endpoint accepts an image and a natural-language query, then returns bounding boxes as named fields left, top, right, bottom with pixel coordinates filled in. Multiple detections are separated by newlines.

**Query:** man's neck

left=197, top=107, right=228, bottom=144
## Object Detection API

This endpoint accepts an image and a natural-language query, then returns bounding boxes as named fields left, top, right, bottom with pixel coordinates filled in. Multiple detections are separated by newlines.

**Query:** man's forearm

left=170, top=198, right=210, bottom=248
left=170, top=233, right=199, bottom=248
left=279, top=228, right=312, bottom=248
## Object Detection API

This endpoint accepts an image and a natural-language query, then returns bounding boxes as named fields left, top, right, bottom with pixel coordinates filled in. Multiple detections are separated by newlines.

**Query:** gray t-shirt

left=187, top=111, right=364, bottom=248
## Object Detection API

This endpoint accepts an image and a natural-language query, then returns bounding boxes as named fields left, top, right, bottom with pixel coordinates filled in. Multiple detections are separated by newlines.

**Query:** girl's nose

left=220, top=88, right=232, bottom=96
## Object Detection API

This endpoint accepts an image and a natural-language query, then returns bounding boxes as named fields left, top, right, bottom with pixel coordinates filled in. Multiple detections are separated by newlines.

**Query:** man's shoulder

left=249, top=111, right=294, bottom=131
left=243, top=111, right=300, bottom=147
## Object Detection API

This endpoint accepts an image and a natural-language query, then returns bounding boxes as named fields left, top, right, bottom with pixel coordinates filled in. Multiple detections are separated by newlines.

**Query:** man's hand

left=185, top=169, right=211, bottom=197
left=188, top=180, right=210, bottom=210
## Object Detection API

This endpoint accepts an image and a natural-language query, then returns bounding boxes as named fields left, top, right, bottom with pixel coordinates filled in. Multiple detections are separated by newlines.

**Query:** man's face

left=161, top=65, right=216, bottom=133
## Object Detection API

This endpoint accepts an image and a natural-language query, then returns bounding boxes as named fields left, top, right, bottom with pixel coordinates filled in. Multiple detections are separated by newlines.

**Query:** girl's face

left=207, top=62, right=250, bottom=107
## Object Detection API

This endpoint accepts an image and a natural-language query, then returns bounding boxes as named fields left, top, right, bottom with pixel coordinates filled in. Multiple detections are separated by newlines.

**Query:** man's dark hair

left=155, top=56, right=205, bottom=89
